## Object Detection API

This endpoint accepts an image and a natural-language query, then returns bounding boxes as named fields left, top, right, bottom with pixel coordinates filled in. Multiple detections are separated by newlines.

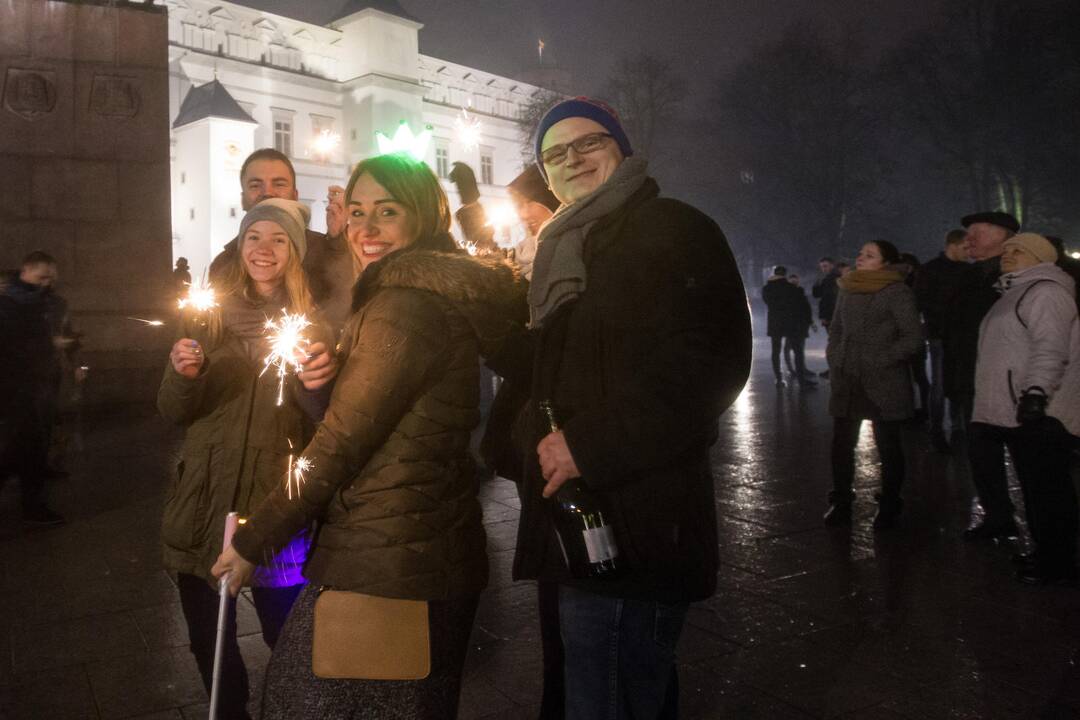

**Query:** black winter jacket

left=913, top=253, right=968, bottom=339
left=943, top=256, right=1002, bottom=401
left=762, top=278, right=810, bottom=338
left=489, top=179, right=752, bottom=603
left=812, top=270, right=840, bottom=323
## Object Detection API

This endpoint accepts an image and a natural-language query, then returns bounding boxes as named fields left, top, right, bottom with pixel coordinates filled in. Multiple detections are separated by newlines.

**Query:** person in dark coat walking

left=487, top=97, right=751, bottom=720
left=784, top=274, right=817, bottom=379
left=823, top=240, right=922, bottom=529
left=914, top=229, right=970, bottom=451
left=942, top=211, right=1021, bottom=540
left=0, top=251, right=67, bottom=526
left=762, top=266, right=815, bottom=386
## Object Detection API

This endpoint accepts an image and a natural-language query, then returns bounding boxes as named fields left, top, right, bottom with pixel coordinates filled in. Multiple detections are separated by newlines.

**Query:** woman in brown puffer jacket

left=212, top=154, right=525, bottom=719
left=823, top=239, right=922, bottom=530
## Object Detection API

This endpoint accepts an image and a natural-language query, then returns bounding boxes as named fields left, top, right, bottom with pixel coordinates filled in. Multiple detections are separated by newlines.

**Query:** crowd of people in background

left=766, top=211, right=1080, bottom=586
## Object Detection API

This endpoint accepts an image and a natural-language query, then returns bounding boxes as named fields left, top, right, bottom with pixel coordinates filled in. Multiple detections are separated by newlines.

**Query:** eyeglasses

left=540, top=133, right=612, bottom=166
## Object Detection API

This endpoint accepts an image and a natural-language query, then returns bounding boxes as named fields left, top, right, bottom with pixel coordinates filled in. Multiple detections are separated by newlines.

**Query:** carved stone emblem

left=3, top=68, right=57, bottom=120
left=90, top=75, right=140, bottom=118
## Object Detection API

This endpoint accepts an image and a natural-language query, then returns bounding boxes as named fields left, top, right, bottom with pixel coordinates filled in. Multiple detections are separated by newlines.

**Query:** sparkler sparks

left=285, top=440, right=313, bottom=500
left=310, top=129, right=340, bottom=160
left=178, top=278, right=217, bottom=313
left=454, top=104, right=482, bottom=152
left=485, top=201, right=525, bottom=249
left=261, top=311, right=312, bottom=406
left=127, top=317, right=165, bottom=326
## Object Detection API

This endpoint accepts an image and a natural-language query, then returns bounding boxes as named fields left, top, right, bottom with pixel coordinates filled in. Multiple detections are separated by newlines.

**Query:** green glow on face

left=375, top=121, right=433, bottom=160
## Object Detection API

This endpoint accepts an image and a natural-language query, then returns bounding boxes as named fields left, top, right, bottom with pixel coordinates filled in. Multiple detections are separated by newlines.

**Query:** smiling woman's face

left=241, top=220, right=290, bottom=294
left=541, top=117, right=624, bottom=205
left=346, top=172, right=416, bottom=272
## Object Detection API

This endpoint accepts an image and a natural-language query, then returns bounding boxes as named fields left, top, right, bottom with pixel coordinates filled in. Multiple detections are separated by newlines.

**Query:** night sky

left=229, top=0, right=1042, bottom=267
left=233, top=0, right=949, bottom=93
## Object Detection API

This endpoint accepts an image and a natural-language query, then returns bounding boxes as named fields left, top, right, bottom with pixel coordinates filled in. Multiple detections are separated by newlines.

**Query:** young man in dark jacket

left=0, top=251, right=67, bottom=525
left=490, top=97, right=751, bottom=719
left=914, top=228, right=970, bottom=451
left=762, top=266, right=816, bottom=386
left=812, top=256, right=841, bottom=328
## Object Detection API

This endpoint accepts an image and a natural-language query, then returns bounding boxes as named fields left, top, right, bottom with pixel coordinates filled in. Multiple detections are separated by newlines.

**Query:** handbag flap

left=312, top=590, right=431, bottom=680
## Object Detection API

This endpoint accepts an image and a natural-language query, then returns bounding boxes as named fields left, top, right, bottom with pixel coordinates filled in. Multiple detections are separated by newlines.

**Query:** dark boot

left=824, top=490, right=854, bottom=527
left=872, top=493, right=902, bottom=530
left=824, top=502, right=852, bottom=526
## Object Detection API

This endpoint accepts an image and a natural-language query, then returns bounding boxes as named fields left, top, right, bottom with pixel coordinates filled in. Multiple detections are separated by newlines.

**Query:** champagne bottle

left=540, top=400, right=621, bottom=578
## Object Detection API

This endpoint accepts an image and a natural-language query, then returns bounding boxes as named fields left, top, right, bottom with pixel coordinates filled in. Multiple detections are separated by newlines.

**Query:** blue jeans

left=559, top=584, right=688, bottom=720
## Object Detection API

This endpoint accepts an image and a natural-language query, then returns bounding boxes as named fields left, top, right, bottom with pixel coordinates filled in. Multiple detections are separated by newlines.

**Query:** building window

left=189, top=208, right=195, bottom=220
left=274, top=118, right=293, bottom=156
left=435, top=146, right=449, bottom=179
left=180, top=171, right=186, bottom=185
left=480, top=148, right=494, bottom=185
left=230, top=207, right=237, bottom=218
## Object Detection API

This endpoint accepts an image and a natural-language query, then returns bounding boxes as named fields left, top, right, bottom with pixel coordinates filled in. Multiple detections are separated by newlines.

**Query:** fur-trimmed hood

left=354, top=248, right=529, bottom=354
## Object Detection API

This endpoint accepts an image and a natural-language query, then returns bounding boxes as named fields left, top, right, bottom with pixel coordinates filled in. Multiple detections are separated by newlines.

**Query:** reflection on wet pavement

left=0, top=334, right=1076, bottom=719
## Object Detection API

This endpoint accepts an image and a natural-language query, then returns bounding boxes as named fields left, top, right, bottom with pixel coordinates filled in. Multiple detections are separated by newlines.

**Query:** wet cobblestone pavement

left=1, top=336, right=1078, bottom=719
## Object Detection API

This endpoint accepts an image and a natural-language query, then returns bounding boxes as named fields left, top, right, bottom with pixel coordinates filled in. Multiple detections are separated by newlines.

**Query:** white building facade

left=164, top=0, right=551, bottom=276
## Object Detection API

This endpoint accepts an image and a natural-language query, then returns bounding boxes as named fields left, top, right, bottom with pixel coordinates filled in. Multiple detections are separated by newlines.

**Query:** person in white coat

left=972, top=232, right=1079, bottom=585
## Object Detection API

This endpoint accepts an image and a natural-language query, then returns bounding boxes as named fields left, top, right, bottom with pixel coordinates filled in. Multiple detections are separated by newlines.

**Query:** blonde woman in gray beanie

left=159, top=197, right=338, bottom=717
left=971, top=232, right=1079, bottom=585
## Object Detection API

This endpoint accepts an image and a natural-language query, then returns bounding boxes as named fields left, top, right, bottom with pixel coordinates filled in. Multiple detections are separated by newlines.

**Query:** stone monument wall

left=0, top=0, right=173, bottom=406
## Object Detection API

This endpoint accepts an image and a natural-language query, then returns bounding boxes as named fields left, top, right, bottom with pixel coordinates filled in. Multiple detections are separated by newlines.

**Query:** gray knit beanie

left=238, top=198, right=311, bottom=260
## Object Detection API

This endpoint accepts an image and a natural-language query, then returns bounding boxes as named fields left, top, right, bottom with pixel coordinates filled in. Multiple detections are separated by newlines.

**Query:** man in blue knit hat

left=489, top=96, right=752, bottom=718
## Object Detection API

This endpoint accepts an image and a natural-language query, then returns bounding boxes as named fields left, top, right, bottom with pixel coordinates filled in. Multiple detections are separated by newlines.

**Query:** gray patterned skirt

left=259, top=584, right=479, bottom=720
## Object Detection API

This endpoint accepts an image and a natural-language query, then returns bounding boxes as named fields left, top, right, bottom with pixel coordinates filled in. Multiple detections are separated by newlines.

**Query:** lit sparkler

left=285, top=439, right=313, bottom=500
left=178, top=278, right=217, bottom=313
left=484, top=200, right=520, bottom=249
left=261, top=311, right=312, bottom=406
left=454, top=104, right=482, bottom=152
left=310, top=129, right=340, bottom=161
left=127, top=316, right=165, bottom=326
left=178, top=277, right=217, bottom=341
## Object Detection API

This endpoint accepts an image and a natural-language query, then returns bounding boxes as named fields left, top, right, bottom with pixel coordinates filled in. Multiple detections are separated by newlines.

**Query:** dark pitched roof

left=172, top=79, right=256, bottom=129
left=330, top=0, right=420, bottom=24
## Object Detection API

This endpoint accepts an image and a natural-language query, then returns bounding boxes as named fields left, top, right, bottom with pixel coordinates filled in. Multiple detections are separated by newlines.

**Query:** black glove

left=1016, top=390, right=1048, bottom=424
left=448, top=162, right=480, bottom=205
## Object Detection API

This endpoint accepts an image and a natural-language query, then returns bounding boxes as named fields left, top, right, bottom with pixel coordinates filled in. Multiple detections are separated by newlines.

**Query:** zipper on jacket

left=1007, top=369, right=1017, bottom=406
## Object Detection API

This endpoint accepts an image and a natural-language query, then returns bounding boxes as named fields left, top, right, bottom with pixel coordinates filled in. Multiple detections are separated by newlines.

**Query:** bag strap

left=1014, top=280, right=1054, bottom=329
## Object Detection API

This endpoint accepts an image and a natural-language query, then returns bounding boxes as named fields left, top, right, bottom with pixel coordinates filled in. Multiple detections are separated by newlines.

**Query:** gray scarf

left=527, top=157, right=649, bottom=327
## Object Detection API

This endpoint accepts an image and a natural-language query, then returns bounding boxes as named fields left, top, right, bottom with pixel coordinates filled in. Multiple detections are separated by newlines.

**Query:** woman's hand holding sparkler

left=297, top=341, right=337, bottom=391
left=170, top=338, right=205, bottom=379
left=211, top=544, right=254, bottom=597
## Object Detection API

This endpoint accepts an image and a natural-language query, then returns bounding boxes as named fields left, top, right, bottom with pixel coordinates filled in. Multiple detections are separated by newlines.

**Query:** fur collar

left=352, top=248, right=528, bottom=326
